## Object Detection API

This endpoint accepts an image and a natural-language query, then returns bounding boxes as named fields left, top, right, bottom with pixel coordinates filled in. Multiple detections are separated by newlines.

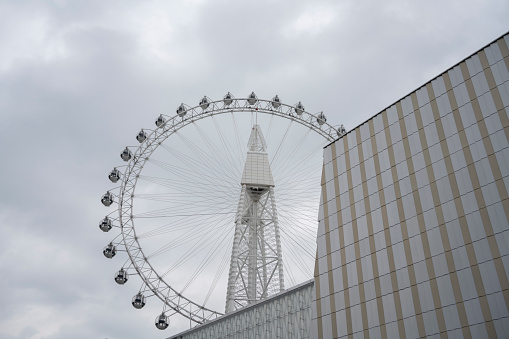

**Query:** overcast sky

left=1, top=1, right=508, bottom=338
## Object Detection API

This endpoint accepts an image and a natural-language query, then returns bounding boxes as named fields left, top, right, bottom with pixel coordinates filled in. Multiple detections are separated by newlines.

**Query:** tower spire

left=225, top=125, right=284, bottom=313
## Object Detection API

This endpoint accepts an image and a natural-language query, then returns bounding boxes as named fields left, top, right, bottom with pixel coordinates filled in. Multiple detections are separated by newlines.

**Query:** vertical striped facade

left=311, top=33, right=509, bottom=338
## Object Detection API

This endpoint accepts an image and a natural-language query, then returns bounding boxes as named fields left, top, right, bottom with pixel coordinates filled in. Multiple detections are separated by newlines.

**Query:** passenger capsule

left=247, top=92, right=257, bottom=105
left=155, top=115, right=166, bottom=128
left=155, top=313, right=169, bottom=330
left=101, top=191, right=114, bottom=207
left=337, top=124, right=346, bottom=137
left=114, top=268, right=128, bottom=284
left=132, top=293, right=146, bottom=309
left=271, top=95, right=281, bottom=108
left=294, top=101, right=305, bottom=115
left=136, top=129, right=147, bottom=143
left=199, top=96, right=210, bottom=110
left=120, top=147, right=132, bottom=162
left=108, top=168, right=120, bottom=183
left=317, top=112, right=326, bottom=125
left=223, top=92, right=233, bottom=106
left=99, top=216, right=112, bottom=232
left=176, top=103, right=186, bottom=117
left=103, top=243, right=116, bottom=258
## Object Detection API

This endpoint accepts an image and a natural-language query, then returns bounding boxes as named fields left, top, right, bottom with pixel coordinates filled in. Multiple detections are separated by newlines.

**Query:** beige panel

left=387, top=101, right=427, bottom=338
left=367, top=119, right=389, bottom=339
left=460, top=62, right=509, bottom=310
left=399, top=97, right=451, bottom=336
left=353, top=128, right=371, bottom=339
left=446, top=67, right=500, bottom=337
left=425, top=85, right=476, bottom=338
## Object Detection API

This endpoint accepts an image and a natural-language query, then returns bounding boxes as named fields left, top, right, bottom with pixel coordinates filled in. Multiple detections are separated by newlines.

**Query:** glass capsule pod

left=114, top=268, right=128, bottom=284
left=108, top=168, right=120, bottom=183
left=136, top=129, right=147, bottom=143
left=223, top=92, right=233, bottom=106
left=176, top=103, right=186, bottom=117
left=317, top=112, right=327, bottom=126
left=247, top=92, right=257, bottom=105
left=294, top=101, right=305, bottom=115
left=337, top=124, right=346, bottom=137
left=199, top=96, right=210, bottom=110
left=101, top=191, right=114, bottom=207
left=99, top=216, right=112, bottom=232
left=155, top=313, right=169, bottom=330
left=103, top=243, right=116, bottom=258
left=132, top=293, right=146, bottom=309
left=120, top=147, right=132, bottom=162
left=155, top=114, right=166, bottom=128
left=271, top=95, right=281, bottom=109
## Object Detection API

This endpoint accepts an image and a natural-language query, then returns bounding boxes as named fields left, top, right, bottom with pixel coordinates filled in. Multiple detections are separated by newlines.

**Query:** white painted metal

left=225, top=125, right=284, bottom=313
left=102, top=93, right=347, bottom=326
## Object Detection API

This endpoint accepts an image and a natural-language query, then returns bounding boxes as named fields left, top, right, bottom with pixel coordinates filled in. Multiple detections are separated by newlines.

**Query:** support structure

left=225, top=125, right=284, bottom=313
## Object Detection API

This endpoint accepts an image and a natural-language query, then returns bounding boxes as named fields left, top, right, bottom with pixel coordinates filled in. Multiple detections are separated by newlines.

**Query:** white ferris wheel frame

left=113, top=95, right=342, bottom=324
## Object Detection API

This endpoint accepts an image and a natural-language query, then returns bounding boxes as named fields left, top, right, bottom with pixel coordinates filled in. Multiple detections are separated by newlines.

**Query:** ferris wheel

left=100, top=92, right=346, bottom=330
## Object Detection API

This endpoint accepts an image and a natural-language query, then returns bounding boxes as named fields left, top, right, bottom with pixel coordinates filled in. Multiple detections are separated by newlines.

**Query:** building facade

left=170, top=280, right=314, bottom=339
left=311, top=33, right=509, bottom=338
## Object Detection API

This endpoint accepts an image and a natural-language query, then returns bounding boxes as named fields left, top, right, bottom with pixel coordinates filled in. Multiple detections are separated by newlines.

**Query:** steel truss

left=104, top=94, right=345, bottom=325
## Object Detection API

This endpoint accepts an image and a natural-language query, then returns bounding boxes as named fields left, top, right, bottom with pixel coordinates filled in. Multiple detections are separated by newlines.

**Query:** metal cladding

left=271, top=95, right=281, bottom=109
left=101, top=191, right=114, bottom=207
left=177, top=103, right=186, bottom=117
left=120, top=147, right=132, bottom=162
left=311, top=33, right=509, bottom=339
left=136, top=129, right=147, bottom=143
left=132, top=293, right=146, bottom=309
left=114, top=269, right=128, bottom=285
left=247, top=91, right=257, bottom=105
left=155, top=114, right=166, bottom=128
left=108, top=167, right=120, bottom=183
left=155, top=313, right=169, bottom=330
left=199, top=96, right=210, bottom=110
left=103, top=243, right=116, bottom=258
left=99, top=216, right=112, bottom=232
left=223, top=92, right=233, bottom=106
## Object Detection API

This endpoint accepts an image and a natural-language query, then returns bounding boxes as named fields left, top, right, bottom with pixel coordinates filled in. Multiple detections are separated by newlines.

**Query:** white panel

left=360, top=122, right=370, bottom=142
left=452, top=246, right=470, bottom=271
left=432, top=76, right=447, bottom=97
left=351, top=304, right=363, bottom=333
left=336, top=309, right=347, bottom=337
left=456, top=267, right=478, bottom=300
left=386, top=105, right=399, bottom=125
left=413, top=260, right=429, bottom=284
left=396, top=266, right=411, bottom=290
left=409, top=234, right=425, bottom=262
left=442, top=304, right=461, bottom=331
left=417, top=281, right=434, bottom=313
left=332, top=268, right=343, bottom=293
left=401, top=95, right=414, bottom=116
left=469, top=322, right=489, bottom=338
left=422, top=310, right=440, bottom=336
left=382, top=293, right=397, bottom=323
left=446, top=219, right=465, bottom=250
left=431, top=253, right=449, bottom=277
left=494, top=317, right=509, bottom=339
left=399, top=286, right=415, bottom=316
left=458, top=102, right=477, bottom=130
left=427, top=226, right=444, bottom=256
left=436, top=275, right=455, bottom=306
left=479, top=260, right=502, bottom=294
left=403, top=315, right=419, bottom=339
left=417, top=86, right=431, bottom=107
left=487, top=291, right=509, bottom=320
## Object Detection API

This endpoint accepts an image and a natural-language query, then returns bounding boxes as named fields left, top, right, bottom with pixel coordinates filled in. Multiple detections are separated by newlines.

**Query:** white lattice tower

left=225, top=125, right=284, bottom=313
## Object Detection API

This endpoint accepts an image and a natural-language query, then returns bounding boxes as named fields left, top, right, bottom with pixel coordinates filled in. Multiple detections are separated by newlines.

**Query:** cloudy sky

left=1, top=0, right=508, bottom=338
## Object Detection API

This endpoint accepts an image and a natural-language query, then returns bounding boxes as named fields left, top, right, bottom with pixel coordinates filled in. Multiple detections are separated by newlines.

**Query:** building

left=311, top=32, right=509, bottom=338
